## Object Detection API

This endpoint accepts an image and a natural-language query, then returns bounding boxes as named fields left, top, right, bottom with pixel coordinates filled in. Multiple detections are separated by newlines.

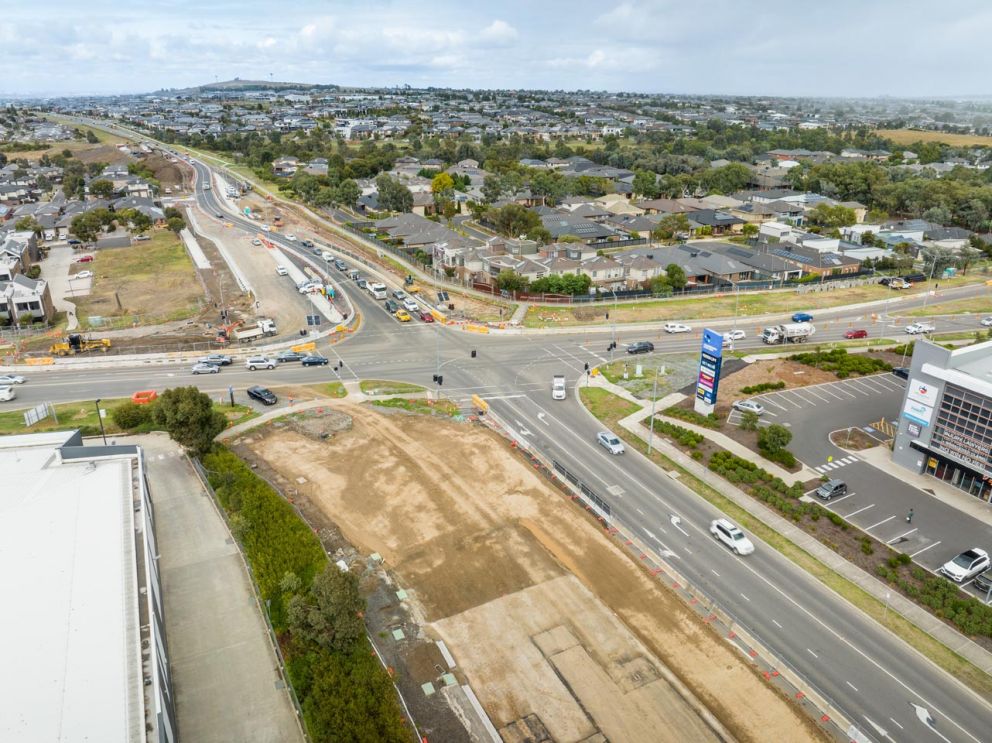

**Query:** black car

left=334, top=259, right=347, bottom=271
left=301, top=354, right=329, bottom=366
left=627, top=341, right=655, bottom=354
left=878, top=277, right=891, bottom=286
left=276, top=350, right=306, bottom=363
left=902, top=273, right=927, bottom=283
left=215, top=212, right=224, bottom=219
left=67, top=238, right=81, bottom=245
left=247, top=386, right=277, bottom=405
left=301, top=239, right=314, bottom=248
left=200, top=353, right=232, bottom=366
left=892, top=367, right=910, bottom=380
left=384, top=299, right=400, bottom=314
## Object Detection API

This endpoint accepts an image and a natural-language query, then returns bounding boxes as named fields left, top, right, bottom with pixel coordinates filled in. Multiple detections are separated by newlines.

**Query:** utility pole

left=647, top=367, right=659, bottom=455
left=94, top=398, right=107, bottom=446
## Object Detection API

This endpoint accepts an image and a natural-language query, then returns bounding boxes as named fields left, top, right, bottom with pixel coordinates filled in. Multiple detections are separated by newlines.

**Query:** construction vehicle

left=234, top=318, right=278, bottom=343
left=761, top=322, right=815, bottom=344
left=49, top=334, right=112, bottom=356
left=215, top=319, right=244, bottom=343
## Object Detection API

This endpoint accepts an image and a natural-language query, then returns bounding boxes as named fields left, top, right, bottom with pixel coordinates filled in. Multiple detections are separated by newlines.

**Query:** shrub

left=664, top=405, right=721, bottom=429
left=739, top=410, right=759, bottom=431
left=25, top=265, right=41, bottom=279
left=112, top=400, right=154, bottom=430
left=651, top=419, right=704, bottom=448
left=691, top=450, right=704, bottom=461
left=757, top=423, right=792, bottom=454
left=761, top=447, right=797, bottom=469
left=861, top=537, right=874, bottom=555
left=788, top=347, right=891, bottom=377
left=741, top=381, right=786, bottom=394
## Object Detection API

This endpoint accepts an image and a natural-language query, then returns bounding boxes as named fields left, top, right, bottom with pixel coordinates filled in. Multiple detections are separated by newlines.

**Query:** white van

left=370, top=283, right=388, bottom=300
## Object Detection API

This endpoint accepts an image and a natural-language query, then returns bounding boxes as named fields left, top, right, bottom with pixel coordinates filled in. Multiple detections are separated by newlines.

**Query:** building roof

left=0, top=432, right=145, bottom=742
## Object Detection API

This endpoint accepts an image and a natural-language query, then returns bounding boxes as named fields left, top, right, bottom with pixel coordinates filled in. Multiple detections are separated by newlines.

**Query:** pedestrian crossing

left=815, top=455, right=858, bottom=473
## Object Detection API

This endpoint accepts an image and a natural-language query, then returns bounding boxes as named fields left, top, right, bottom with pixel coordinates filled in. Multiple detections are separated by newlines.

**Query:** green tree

left=739, top=410, right=759, bottom=431
left=124, top=209, right=152, bottom=234
left=653, top=213, right=690, bottom=242
left=287, top=564, right=366, bottom=653
left=85, top=130, right=99, bottom=144
left=166, top=216, right=185, bottom=234
left=664, top=263, right=687, bottom=291
left=495, top=269, right=528, bottom=293
left=335, top=178, right=360, bottom=208
left=741, top=223, right=758, bottom=238
left=757, top=423, right=792, bottom=454
left=14, top=216, right=41, bottom=233
left=375, top=173, right=413, bottom=212
left=632, top=169, right=659, bottom=199
left=481, top=174, right=504, bottom=204
left=809, top=203, right=857, bottom=229
left=151, top=386, right=227, bottom=456
left=487, top=203, right=543, bottom=240
left=69, top=211, right=103, bottom=242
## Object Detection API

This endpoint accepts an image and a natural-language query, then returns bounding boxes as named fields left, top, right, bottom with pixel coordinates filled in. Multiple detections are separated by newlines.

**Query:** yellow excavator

left=49, top=333, right=112, bottom=356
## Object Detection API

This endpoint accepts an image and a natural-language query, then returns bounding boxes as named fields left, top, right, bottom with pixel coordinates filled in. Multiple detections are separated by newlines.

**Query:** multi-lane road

left=10, top=135, right=992, bottom=741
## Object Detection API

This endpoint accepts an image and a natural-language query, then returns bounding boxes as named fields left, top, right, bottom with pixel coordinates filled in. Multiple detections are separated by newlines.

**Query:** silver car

left=191, top=362, right=220, bottom=374
left=596, top=431, right=625, bottom=455
left=0, top=374, right=26, bottom=385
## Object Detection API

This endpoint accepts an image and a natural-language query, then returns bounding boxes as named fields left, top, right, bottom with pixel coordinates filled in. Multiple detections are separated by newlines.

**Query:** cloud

left=479, top=20, right=518, bottom=46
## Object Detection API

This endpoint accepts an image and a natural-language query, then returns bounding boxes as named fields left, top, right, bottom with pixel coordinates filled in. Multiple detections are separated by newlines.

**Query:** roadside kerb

left=480, top=407, right=851, bottom=743
left=605, top=400, right=992, bottom=681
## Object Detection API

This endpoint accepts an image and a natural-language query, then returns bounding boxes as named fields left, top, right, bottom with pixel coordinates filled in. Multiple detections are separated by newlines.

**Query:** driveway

left=40, top=244, right=86, bottom=328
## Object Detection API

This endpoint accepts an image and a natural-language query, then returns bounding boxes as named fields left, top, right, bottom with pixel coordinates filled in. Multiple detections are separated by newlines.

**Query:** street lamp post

left=647, top=366, right=660, bottom=455
left=94, top=398, right=107, bottom=446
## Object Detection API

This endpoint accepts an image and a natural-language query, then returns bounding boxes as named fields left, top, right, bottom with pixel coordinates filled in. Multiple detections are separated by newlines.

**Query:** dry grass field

left=878, top=129, right=992, bottom=147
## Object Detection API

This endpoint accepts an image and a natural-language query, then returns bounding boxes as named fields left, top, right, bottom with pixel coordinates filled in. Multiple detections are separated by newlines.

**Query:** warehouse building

left=0, top=430, right=177, bottom=742
left=893, top=339, right=992, bottom=502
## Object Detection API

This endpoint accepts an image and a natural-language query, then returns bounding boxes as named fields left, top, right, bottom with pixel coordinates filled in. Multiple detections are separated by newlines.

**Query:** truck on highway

left=369, top=283, right=387, bottom=300
left=552, top=374, right=567, bottom=400
left=761, top=322, right=815, bottom=344
left=234, top=318, right=278, bottom=343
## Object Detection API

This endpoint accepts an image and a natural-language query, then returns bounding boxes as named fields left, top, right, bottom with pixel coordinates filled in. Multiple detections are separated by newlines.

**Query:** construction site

left=231, top=402, right=824, bottom=743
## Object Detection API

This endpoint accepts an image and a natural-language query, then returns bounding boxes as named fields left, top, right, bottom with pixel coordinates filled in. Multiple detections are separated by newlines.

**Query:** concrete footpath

left=140, top=433, right=304, bottom=743
left=606, top=397, right=992, bottom=676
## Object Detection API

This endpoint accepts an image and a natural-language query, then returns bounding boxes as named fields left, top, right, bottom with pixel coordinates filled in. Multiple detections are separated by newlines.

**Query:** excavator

left=49, top=334, right=112, bottom=356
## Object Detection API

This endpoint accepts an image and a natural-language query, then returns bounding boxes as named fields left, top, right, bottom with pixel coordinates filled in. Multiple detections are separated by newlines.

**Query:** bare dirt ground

left=243, top=403, right=823, bottom=743
left=717, top=358, right=838, bottom=402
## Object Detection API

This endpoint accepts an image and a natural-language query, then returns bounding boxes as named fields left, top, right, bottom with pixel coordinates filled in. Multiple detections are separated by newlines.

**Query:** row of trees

left=494, top=262, right=687, bottom=296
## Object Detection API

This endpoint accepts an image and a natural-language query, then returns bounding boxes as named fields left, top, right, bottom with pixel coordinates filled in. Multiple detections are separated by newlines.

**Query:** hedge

left=664, top=405, right=722, bottom=429
left=651, top=419, right=704, bottom=448
left=788, top=347, right=891, bottom=378
left=201, top=447, right=408, bottom=742
left=740, top=381, right=786, bottom=394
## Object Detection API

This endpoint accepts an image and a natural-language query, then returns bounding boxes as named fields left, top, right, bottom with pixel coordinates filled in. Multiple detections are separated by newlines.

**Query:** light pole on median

left=647, top=364, right=660, bottom=455
left=94, top=398, right=108, bottom=446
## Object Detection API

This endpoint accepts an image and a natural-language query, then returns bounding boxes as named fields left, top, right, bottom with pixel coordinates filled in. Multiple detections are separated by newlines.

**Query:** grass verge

left=308, top=382, right=347, bottom=398
left=359, top=379, right=425, bottom=395
left=906, top=295, right=992, bottom=317
left=578, top=387, right=992, bottom=699
left=370, top=397, right=460, bottom=417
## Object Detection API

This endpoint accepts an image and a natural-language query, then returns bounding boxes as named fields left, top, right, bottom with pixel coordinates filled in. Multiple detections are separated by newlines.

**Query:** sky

left=3, top=0, right=992, bottom=98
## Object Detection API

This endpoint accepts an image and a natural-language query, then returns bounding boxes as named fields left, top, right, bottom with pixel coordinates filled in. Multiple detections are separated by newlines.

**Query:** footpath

left=586, top=376, right=992, bottom=676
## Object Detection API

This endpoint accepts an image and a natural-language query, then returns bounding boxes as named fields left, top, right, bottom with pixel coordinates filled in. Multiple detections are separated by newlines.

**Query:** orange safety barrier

left=131, top=390, right=158, bottom=405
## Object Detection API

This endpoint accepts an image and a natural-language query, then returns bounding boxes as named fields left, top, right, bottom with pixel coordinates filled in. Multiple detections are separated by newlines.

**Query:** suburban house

left=620, top=244, right=757, bottom=286
left=616, top=253, right=666, bottom=285
left=540, top=213, right=617, bottom=242
left=0, top=274, right=54, bottom=325
left=579, top=255, right=626, bottom=288
left=686, top=209, right=746, bottom=235
left=272, top=156, right=299, bottom=177
left=769, top=243, right=862, bottom=276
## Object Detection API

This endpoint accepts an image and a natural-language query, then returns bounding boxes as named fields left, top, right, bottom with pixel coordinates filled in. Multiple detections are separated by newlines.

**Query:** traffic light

left=471, top=349, right=477, bottom=358
left=584, top=362, right=589, bottom=371
left=432, top=374, right=443, bottom=385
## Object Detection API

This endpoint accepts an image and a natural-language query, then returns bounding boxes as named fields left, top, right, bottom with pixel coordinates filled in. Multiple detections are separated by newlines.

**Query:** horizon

left=3, top=0, right=992, bottom=98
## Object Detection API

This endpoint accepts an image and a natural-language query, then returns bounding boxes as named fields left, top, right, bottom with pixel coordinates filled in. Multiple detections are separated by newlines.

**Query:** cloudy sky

left=3, top=0, right=992, bottom=98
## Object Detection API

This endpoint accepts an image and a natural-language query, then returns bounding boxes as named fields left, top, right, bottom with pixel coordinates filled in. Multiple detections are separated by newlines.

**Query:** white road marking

left=847, top=681, right=859, bottom=692
left=887, top=528, right=918, bottom=544
left=537, top=412, right=550, bottom=425
left=740, top=593, right=750, bottom=602
left=845, top=504, right=876, bottom=519
left=710, top=569, right=720, bottom=577
left=889, top=717, right=904, bottom=730
left=772, top=619, right=783, bottom=629
left=643, top=528, right=658, bottom=541
left=910, top=541, right=942, bottom=558
left=481, top=393, right=528, bottom=400
left=635, top=507, right=645, bottom=516
left=807, top=648, right=818, bottom=659
left=864, top=515, right=896, bottom=532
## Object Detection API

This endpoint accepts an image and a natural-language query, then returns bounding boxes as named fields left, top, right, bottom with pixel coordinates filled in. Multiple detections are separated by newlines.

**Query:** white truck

left=235, top=318, right=278, bottom=343
left=552, top=374, right=567, bottom=400
left=761, top=322, right=815, bottom=344
left=369, top=282, right=388, bottom=300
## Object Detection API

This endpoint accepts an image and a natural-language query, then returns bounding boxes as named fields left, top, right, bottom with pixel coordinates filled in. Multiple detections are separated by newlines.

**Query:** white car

left=981, top=317, right=992, bottom=327
left=664, top=322, right=691, bottom=334
left=73, top=270, right=93, bottom=279
left=723, top=329, right=746, bottom=345
left=275, top=265, right=288, bottom=276
left=245, top=356, right=277, bottom=371
left=0, top=385, right=15, bottom=402
left=251, top=238, right=262, bottom=246
left=710, top=518, right=755, bottom=555
left=260, top=224, right=271, bottom=232
left=596, top=431, right=625, bottom=455
left=191, top=362, right=220, bottom=374
left=732, top=399, right=765, bottom=416
left=905, top=322, right=935, bottom=335
left=939, top=548, right=990, bottom=583
left=0, top=374, right=26, bottom=385
left=286, top=234, right=297, bottom=241
left=403, top=298, right=419, bottom=313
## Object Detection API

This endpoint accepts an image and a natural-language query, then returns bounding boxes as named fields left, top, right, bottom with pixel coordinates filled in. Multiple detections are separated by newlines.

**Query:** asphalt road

left=17, top=132, right=992, bottom=742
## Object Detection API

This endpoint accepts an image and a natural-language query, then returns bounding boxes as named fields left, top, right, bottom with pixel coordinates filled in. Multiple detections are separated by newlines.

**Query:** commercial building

left=892, top=339, right=992, bottom=502
left=0, top=430, right=177, bottom=742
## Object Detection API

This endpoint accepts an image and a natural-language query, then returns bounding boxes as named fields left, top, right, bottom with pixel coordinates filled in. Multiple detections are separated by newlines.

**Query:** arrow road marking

left=863, top=716, right=890, bottom=739
left=669, top=514, right=689, bottom=537
left=537, top=412, right=550, bottom=425
left=910, top=703, right=952, bottom=743
left=514, top=420, right=533, bottom=437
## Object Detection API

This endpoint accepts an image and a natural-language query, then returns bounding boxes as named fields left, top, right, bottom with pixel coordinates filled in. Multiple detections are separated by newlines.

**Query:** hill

left=152, top=78, right=338, bottom=96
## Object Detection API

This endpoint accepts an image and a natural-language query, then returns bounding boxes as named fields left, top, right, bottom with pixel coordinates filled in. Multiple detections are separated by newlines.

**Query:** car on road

left=275, top=265, right=288, bottom=276
left=393, top=289, right=408, bottom=300
left=596, top=431, right=625, bottom=455
left=301, top=354, right=329, bottom=366
left=356, top=278, right=368, bottom=290
left=198, top=354, right=231, bottom=366
left=0, top=374, right=26, bottom=385
left=286, top=234, right=297, bottom=241
left=626, top=341, right=655, bottom=354
left=663, top=322, right=691, bottom=334
left=301, top=239, right=314, bottom=248
left=247, top=385, right=278, bottom=405
left=815, top=479, right=848, bottom=500
left=844, top=328, right=869, bottom=339
left=245, top=356, right=277, bottom=370
left=395, top=309, right=412, bottom=322
left=792, top=312, right=814, bottom=323
left=710, top=518, right=755, bottom=555
left=939, top=548, right=990, bottom=583
left=419, top=311, right=435, bottom=323
left=75, top=255, right=94, bottom=263
left=67, top=239, right=81, bottom=246
left=0, top=386, right=15, bottom=402
left=384, top=299, right=400, bottom=314
left=732, top=399, right=765, bottom=415
left=892, top=367, right=910, bottom=380
left=191, top=362, right=220, bottom=374
left=251, top=238, right=262, bottom=246
left=982, top=317, right=992, bottom=327
left=276, top=350, right=306, bottom=363
left=403, top=298, right=419, bottom=313
left=73, top=270, right=93, bottom=279
left=215, top=212, right=224, bottom=219
left=260, top=224, right=270, bottom=232
left=133, top=235, right=150, bottom=242
left=333, top=259, right=347, bottom=271
left=722, top=329, right=746, bottom=345
left=905, top=322, right=935, bottom=335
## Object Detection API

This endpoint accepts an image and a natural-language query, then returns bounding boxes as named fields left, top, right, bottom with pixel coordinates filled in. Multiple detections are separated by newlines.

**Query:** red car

left=419, top=311, right=435, bottom=323
left=75, top=255, right=94, bottom=263
left=844, top=329, right=868, bottom=339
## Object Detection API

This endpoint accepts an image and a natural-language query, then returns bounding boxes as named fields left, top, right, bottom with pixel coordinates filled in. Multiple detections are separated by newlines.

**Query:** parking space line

left=803, top=387, right=833, bottom=403
left=845, top=379, right=876, bottom=395
left=830, top=382, right=859, bottom=399
left=816, top=385, right=848, bottom=401
left=887, top=528, right=918, bottom=544
left=861, top=376, right=898, bottom=394
left=775, top=391, right=805, bottom=409
left=822, top=492, right=855, bottom=505
left=761, top=395, right=791, bottom=411
left=864, top=515, right=896, bottom=532
left=910, top=541, right=942, bottom=558
left=790, top=388, right=821, bottom=406
left=845, top=504, right=875, bottom=518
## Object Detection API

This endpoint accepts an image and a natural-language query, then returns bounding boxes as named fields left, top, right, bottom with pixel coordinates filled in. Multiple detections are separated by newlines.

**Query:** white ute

left=552, top=374, right=566, bottom=400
